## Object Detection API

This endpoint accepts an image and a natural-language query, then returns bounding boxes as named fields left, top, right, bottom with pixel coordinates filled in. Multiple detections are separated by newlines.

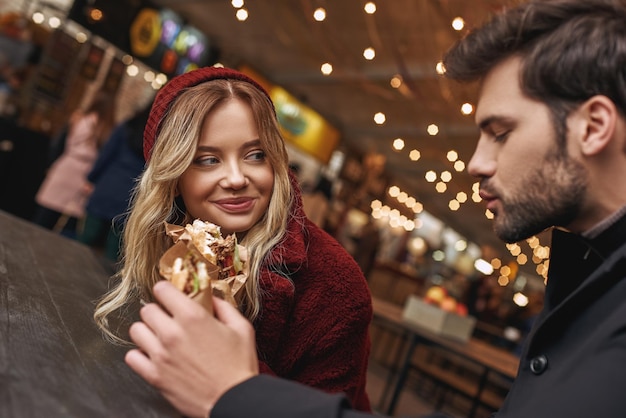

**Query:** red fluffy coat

left=254, top=178, right=372, bottom=411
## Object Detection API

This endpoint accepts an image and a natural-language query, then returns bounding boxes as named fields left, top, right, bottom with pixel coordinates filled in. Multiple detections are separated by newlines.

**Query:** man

left=124, top=0, right=626, bottom=417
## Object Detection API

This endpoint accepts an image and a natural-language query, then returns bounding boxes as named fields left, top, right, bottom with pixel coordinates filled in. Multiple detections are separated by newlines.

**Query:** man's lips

left=479, top=190, right=499, bottom=212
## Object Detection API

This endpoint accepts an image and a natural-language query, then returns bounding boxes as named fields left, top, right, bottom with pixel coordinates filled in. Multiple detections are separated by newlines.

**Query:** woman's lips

left=215, top=197, right=255, bottom=212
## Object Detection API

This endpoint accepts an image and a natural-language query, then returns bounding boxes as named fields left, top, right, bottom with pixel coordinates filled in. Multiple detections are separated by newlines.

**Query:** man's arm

left=125, top=281, right=259, bottom=418
left=125, top=281, right=377, bottom=418
left=213, top=374, right=374, bottom=418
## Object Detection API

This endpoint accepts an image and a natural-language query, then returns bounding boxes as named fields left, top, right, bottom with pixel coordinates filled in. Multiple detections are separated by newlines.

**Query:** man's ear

left=577, top=95, right=617, bottom=156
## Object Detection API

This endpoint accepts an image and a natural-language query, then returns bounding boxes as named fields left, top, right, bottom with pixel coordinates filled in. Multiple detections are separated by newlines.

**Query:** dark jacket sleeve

left=211, top=375, right=374, bottom=418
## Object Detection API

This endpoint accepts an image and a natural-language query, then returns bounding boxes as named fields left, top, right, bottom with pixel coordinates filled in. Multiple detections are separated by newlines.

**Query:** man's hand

left=125, top=281, right=259, bottom=418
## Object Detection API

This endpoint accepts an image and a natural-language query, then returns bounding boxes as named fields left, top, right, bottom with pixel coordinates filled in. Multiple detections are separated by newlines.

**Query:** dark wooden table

left=372, top=297, right=520, bottom=417
left=0, top=210, right=178, bottom=417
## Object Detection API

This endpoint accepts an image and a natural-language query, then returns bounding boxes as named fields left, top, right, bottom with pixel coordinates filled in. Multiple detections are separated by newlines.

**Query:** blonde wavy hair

left=94, top=79, right=293, bottom=344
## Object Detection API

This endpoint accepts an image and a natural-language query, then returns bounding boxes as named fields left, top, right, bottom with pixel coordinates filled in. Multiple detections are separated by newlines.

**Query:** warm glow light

left=313, top=7, right=326, bottom=21
left=485, top=209, right=494, bottom=219
left=49, top=16, right=61, bottom=28
left=397, top=192, right=408, bottom=203
left=435, top=61, right=446, bottom=75
left=32, top=12, right=45, bottom=24
left=491, top=258, right=502, bottom=269
left=447, top=150, right=458, bottom=162
left=405, top=197, right=416, bottom=207
left=144, top=71, right=155, bottom=82
left=393, top=138, right=405, bottom=150
left=500, top=265, right=511, bottom=276
left=440, top=171, right=452, bottom=182
left=89, top=8, right=103, bottom=22
left=461, top=102, right=474, bottom=115
left=427, top=124, right=439, bottom=135
left=390, top=75, right=402, bottom=88
left=321, top=62, right=333, bottom=75
left=371, top=199, right=382, bottom=209
left=498, top=276, right=510, bottom=286
left=364, top=2, right=377, bottom=14
left=513, top=292, right=529, bottom=307
left=517, top=253, right=528, bottom=264
left=75, top=32, right=88, bottom=43
left=155, top=73, right=168, bottom=85
left=454, top=240, right=467, bottom=251
left=454, top=160, right=466, bottom=172
left=456, top=192, right=467, bottom=203
left=374, top=112, right=386, bottom=124
left=449, top=200, right=460, bottom=211
left=231, top=0, right=244, bottom=7
left=363, top=47, right=376, bottom=60
left=126, top=65, right=139, bottom=77
left=425, top=170, right=437, bottom=182
left=433, top=250, right=445, bottom=262
left=388, top=186, right=400, bottom=197
left=475, top=258, right=494, bottom=275
left=435, top=182, right=447, bottom=193
left=122, top=55, right=133, bottom=65
left=409, top=237, right=426, bottom=255
left=413, top=202, right=424, bottom=213
left=472, top=192, right=482, bottom=202
left=409, top=149, right=421, bottom=161
left=236, top=8, right=249, bottom=21
left=452, top=17, right=465, bottom=31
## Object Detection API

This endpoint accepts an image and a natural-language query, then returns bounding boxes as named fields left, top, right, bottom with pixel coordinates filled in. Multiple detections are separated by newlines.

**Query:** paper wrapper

left=158, top=222, right=249, bottom=313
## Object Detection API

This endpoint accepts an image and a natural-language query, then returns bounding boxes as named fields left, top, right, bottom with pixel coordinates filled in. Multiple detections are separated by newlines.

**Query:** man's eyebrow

left=477, top=115, right=514, bottom=131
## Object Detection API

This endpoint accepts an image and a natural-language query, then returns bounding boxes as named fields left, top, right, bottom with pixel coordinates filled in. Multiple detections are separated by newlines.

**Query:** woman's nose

left=221, top=162, right=248, bottom=189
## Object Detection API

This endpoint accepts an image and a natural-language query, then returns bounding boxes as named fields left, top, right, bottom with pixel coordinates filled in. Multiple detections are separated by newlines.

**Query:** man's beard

left=491, top=152, right=588, bottom=243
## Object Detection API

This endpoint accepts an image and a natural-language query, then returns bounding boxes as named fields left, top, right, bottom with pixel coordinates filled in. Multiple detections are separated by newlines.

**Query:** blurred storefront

left=0, top=0, right=544, bottom=344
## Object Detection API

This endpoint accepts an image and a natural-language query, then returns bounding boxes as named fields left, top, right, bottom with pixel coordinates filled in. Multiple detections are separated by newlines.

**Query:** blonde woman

left=94, top=67, right=372, bottom=411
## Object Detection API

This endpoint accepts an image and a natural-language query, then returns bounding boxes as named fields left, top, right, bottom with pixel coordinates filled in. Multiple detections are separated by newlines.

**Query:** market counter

left=0, top=210, right=178, bottom=417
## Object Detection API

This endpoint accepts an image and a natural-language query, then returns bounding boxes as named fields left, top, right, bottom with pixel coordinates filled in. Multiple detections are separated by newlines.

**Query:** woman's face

left=178, top=98, right=274, bottom=236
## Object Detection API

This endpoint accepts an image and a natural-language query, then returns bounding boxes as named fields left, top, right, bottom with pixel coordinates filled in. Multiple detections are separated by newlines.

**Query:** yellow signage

left=240, top=65, right=339, bottom=164
left=130, top=8, right=161, bottom=57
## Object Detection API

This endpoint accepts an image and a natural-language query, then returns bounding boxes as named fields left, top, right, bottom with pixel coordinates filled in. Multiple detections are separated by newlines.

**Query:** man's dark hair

left=443, top=0, right=626, bottom=145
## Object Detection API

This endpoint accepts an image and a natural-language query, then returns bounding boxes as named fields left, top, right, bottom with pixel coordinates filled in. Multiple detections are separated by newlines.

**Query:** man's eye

left=494, top=131, right=510, bottom=142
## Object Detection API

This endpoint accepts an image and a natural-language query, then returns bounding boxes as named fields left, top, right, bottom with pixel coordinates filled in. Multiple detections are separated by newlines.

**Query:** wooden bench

left=409, top=345, right=511, bottom=413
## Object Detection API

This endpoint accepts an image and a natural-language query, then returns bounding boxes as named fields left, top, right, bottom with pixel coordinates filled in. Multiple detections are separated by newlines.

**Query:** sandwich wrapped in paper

left=158, top=220, right=248, bottom=313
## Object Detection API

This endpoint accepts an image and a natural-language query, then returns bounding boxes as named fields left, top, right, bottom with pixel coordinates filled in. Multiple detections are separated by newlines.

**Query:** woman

left=94, top=67, right=372, bottom=411
left=33, top=91, right=116, bottom=236
left=78, top=105, right=150, bottom=265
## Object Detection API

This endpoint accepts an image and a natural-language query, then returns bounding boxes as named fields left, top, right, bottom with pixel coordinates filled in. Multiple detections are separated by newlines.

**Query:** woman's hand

left=125, top=281, right=259, bottom=418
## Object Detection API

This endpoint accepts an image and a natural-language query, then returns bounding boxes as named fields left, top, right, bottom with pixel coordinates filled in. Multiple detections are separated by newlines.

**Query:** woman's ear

left=577, top=95, right=617, bottom=156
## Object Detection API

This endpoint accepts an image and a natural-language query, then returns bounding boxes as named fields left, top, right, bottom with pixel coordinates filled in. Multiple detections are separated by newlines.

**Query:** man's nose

left=467, top=138, right=496, bottom=178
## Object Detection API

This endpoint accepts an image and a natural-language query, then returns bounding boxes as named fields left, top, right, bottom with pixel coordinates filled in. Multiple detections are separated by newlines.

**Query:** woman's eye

left=195, top=155, right=220, bottom=166
left=246, top=150, right=266, bottom=161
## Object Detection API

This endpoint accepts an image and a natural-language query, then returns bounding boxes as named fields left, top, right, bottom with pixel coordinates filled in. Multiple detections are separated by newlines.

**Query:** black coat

left=213, top=375, right=371, bottom=418
left=497, top=213, right=626, bottom=417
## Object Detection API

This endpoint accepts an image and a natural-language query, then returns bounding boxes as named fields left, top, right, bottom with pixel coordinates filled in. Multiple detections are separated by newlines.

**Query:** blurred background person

left=77, top=104, right=150, bottom=268
left=32, top=91, right=116, bottom=237
left=351, top=217, right=381, bottom=280
left=301, top=174, right=333, bottom=229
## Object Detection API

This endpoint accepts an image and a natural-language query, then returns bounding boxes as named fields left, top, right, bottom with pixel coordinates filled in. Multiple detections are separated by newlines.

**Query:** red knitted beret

left=143, top=66, right=273, bottom=162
